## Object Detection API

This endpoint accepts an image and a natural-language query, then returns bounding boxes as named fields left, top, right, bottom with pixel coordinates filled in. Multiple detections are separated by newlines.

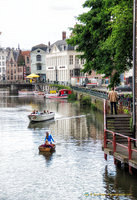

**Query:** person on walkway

left=108, top=87, right=118, bottom=115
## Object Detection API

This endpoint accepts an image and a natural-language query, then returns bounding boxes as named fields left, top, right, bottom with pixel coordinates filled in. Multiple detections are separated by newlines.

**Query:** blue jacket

left=45, top=134, right=54, bottom=143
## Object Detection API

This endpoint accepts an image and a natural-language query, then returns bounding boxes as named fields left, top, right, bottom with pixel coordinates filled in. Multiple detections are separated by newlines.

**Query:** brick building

left=6, top=49, right=31, bottom=82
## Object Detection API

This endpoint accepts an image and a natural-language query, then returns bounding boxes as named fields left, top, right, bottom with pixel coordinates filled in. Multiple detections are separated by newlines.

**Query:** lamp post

left=133, top=0, right=136, bottom=139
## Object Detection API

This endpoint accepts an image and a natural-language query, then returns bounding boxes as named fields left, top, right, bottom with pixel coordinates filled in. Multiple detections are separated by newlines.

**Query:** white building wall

left=0, top=49, right=7, bottom=81
left=31, top=48, right=46, bottom=75
left=46, top=48, right=84, bottom=85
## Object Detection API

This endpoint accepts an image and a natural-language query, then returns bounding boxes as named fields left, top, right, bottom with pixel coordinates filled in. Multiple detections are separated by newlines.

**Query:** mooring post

left=128, top=137, right=132, bottom=174
left=128, top=137, right=132, bottom=160
left=104, top=100, right=107, bottom=160
left=113, top=133, right=116, bottom=153
left=113, top=133, right=116, bottom=165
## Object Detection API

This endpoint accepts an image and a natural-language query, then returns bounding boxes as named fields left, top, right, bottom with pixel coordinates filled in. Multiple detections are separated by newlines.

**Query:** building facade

left=46, top=33, right=85, bottom=85
left=0, top=48, right=7, bottom=81
left=6, top=48, right=21, bottom=82
left=31, top=44, right=47, bottom=82
left=21, top=51, right=31, bottom=78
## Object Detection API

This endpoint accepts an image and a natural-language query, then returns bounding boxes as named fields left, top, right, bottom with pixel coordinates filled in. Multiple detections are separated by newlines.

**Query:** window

left=0, top=62, right=1, bottom=66
left=81, top=59, right=85, bottom=65
left=27, top=57, right=29, bottom=64
left=37, top=50, right=40, bottom=53
left=0, top=68, right=1, bottom=73
left=26, top=67, right=30, bottom=73
left=75, top=57, right=79, bottom=65
left=2, top=56, right=4, bottom=60
left=37, top=64, right=42, bottom=70
left=2, top=67, right=5, bottom=73
left=36, top=55, right=41, bottom=61
left=69, top=55, right=73, bottom=65
left=70, top=70, right=73, bottom=77
left=74, top=69, right=80, bottom=76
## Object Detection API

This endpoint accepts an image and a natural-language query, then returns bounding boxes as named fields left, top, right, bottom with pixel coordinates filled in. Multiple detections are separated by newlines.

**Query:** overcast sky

left=0, top=0, right=86, bottom=50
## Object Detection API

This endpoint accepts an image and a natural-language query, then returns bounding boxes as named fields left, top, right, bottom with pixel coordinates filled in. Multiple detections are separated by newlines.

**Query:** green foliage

left=49, top=84, right=71, bottom=91
left=130, top=117, right=133, bottom=132
left=67, top=0, right=133, bottom=87
left=91, top=103, right=97, bottom=111
left=80, top=95, right=91, bottom=106
left=68, top=93, right=77, bottom=101
left=123, top=109, right=129, bottom=114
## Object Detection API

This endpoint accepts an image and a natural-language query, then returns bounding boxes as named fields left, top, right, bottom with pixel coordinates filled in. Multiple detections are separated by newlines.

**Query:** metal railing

left=71, top=86, right=108, bottom=99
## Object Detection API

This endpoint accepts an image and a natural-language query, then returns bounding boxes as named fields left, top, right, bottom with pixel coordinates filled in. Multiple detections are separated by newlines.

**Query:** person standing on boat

left=45, top=132, right=55, bottom=144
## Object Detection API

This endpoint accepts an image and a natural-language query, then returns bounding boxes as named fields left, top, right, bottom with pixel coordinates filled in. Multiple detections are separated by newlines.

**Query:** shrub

left=80, top=96, right=91, bottom=106
left=123, top=109, right=129, bottom=114
left=68, top=93, right=77, bottom=101
left=49, top=84, right=71, bottom=90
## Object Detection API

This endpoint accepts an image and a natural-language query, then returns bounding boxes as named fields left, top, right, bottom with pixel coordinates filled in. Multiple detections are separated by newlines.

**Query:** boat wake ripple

left=55, top=115, right=86, bottom=121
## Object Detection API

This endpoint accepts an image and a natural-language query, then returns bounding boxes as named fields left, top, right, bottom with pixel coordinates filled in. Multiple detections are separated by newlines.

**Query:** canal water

left=0, top=93, right=137, bottom=200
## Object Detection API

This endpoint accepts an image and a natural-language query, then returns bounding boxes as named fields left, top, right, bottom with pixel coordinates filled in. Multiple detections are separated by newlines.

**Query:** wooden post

left=104, top=130, right=107, bottom=148
left=104, top=100, right=107, bottom=160
left=128, top=137, right=132, bottom=174
left=128, top=137, right=132, bottom=160
left=113, top=132, right=117, bottom=165
left=113, top=132, right=116, bottom=153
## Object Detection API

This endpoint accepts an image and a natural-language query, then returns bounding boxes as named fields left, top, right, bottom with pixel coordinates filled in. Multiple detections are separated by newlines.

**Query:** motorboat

left=28, top=112, right=55, bottom=122
left=44, top=93, right=58, bottom=98
left=38, top=144, right=56, bottom=152
left=33, top=91, right=45, bottom=96
left=18, top=90, right=34, bottom=95
left=44, top=89, right=72, bottom=99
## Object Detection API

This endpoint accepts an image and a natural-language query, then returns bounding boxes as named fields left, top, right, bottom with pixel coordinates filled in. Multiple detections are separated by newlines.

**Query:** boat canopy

left=59, top=89, right=72, bottom=96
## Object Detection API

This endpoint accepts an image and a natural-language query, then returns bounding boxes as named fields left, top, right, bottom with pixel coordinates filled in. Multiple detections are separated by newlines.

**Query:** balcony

left=74, top=64, right=81, bottom=69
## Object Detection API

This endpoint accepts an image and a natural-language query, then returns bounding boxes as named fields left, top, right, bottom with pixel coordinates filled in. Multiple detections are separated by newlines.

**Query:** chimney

left=48, top=41, right=50, bottom=46
left=62, top=31, right=66, bottom=40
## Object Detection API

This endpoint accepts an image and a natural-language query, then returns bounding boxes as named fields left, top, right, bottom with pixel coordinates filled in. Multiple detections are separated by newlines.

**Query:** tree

left=67, top=0, right=133, bottom=87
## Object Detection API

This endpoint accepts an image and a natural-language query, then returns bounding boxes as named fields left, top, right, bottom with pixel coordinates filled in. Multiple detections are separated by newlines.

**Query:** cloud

left=50, top=5, right=74, bottom=11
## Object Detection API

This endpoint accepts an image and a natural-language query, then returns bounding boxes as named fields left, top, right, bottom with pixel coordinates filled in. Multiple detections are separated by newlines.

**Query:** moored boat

left=28, top=112, right=55, bottom=122
left=18, top=90, right=34, bottom=95
left=33, top=91, right=45, bottom=96
left=44, top=89, right=72, bottom=99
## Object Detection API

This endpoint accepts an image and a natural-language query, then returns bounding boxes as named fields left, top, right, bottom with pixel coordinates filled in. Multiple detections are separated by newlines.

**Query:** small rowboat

left=39, top=144, right=55, bottom=152
left=28, top=112, right=55, bottom=122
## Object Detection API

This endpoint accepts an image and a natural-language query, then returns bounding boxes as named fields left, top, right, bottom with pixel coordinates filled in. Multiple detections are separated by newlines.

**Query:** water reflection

left=103, top=165, right=137, bottom=200
left=39, top=152, right=55, bottom=167
left=28, top=119, right=55, bottom=130
left=0, top=95, right=136, bottom=200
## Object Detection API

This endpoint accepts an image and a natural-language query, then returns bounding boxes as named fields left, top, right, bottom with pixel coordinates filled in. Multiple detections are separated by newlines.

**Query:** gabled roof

left=6, top=48, right=19, bottom=62
left=31, top=44, right=48, bottom=52
left=21, top=51, right=30, bottom=56
left=50, top=40, right=74, bottom=52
